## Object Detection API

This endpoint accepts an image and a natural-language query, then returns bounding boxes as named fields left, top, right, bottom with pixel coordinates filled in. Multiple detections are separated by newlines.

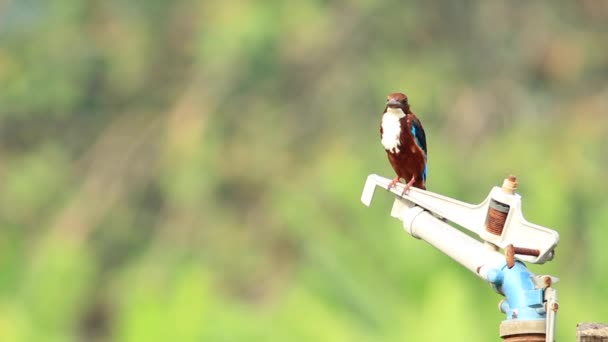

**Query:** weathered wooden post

left=577, top=323, right=608, bottom=342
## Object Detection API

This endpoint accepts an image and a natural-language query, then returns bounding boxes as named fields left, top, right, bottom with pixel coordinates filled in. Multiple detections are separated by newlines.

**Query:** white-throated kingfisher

left=380, top=92, right=427, bottom=194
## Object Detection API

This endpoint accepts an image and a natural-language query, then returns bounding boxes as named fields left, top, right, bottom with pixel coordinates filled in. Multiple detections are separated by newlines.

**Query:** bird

left=379, top=92, right=427, bottom=194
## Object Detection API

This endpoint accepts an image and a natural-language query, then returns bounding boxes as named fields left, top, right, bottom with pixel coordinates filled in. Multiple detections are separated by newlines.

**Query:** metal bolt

left=502, top=175, right=518, bottom=194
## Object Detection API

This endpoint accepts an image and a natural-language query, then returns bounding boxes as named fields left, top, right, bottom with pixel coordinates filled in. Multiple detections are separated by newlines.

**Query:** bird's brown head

left=386, top=92, right=409, bottom=111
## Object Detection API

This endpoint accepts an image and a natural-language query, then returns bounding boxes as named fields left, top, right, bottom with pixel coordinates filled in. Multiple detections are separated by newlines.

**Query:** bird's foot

left=387, top=176, right=400, bottom=191
left=400, top=177, right=417, bottom=196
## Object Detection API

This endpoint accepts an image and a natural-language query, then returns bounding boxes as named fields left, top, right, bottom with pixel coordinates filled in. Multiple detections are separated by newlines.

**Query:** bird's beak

left=387, top=99, right=401, bottom=108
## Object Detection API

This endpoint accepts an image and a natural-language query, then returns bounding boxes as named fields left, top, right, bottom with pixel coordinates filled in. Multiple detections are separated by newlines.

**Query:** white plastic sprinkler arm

left=361, top=174, right=559, bottom=264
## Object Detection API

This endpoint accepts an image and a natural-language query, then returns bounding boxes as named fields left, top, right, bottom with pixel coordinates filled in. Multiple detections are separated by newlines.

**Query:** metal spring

left=486, top=199, right=510, bottom=235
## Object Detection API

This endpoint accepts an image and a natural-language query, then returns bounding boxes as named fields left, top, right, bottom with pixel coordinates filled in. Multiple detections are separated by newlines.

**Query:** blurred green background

left=1, top=0, right=607, bottom=341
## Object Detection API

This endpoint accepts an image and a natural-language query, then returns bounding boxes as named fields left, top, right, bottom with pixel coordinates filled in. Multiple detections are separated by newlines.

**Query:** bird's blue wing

left=410, top=118, right=428, bottom=180
left=410, top=119, right=427, bottom=155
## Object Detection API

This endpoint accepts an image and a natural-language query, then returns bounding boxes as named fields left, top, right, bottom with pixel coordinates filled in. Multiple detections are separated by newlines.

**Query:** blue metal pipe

left=488, top=261, right=545, bottom=321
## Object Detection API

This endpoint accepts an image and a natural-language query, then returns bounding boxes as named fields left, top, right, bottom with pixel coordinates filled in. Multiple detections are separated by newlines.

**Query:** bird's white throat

left=381, top=108, right=406, bottom=153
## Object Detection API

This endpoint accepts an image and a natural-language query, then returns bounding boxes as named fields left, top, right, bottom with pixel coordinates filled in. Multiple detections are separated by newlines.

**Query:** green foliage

left=0, top=1, right=607, bottom=341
